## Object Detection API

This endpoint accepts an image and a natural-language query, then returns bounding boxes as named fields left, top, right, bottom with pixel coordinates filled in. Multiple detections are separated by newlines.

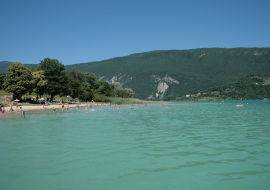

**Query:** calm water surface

left=0, top=100, right=270, bottom=190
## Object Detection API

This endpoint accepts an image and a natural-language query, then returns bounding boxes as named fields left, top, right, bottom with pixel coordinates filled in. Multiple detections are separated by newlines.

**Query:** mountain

left=0, top=61, right=13, bottom=73
left=179, top=75, right=270, bottom=100
left=65, top=48, right=270, bottom=99
left=1, top=48, right=270, bottom=99
left=0, top=61, right=38, bottom=73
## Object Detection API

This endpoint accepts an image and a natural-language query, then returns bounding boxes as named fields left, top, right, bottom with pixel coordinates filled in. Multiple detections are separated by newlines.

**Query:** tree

left=3, top=62, right=33, bottom=99
left=124, top=88, right=135, bottom=97
left=78, top=88, right=94, bottom=101
left=121, top=89, right=129, bottom=98
left=95, top=81, right=115, bottom=97
left=32, top=70, right=46, bottom=98
left=77, top=73, right=97, bottom=101
left=83, top=72, right=97, bottom=87
left=0, top=73, right=5, bottom=90
left=37, top=58, right=69, bottom=101
left=67, top=69, right=84, bottom=99
left=113, top=82, right=122, bottom=97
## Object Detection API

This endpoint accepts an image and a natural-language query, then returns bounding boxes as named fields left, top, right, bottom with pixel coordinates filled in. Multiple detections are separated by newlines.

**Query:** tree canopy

left=0, top=73, right=5, bottom=90
left=32, top=70, right=46, bottom=98
left=2, top=58, right=135, bottom=102
left=37, top=58, right=69, bottom=100
left=3, top=62, right=33, bottom=99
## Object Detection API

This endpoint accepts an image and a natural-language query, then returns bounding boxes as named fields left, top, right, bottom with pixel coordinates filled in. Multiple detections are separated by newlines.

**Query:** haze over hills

left=1, top=48, right=270, bottom=99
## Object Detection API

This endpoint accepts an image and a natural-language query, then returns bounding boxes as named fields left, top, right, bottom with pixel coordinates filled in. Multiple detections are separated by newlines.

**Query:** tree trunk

left=51, top=94, right=54, bottom=102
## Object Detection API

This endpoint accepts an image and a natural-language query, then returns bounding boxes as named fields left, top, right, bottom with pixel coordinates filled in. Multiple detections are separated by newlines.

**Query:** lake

left=0, top=100, right=270, bottom=190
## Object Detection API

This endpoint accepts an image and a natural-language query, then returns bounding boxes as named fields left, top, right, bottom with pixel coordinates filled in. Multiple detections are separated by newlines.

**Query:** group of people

left=52, top=104, right=69, bottom=111
left=0, top=101, right=22, bottom=115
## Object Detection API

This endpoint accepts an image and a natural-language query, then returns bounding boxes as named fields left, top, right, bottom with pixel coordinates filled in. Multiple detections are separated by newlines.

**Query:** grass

left=0, top=89, right=12, bottom=96
left=108, top=97, right=164, bottom=104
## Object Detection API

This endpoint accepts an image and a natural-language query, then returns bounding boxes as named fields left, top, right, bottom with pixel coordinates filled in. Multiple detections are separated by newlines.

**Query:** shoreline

left=1, top=103, right=107, bottom=114
left=0, top=101, right=169, bottom=115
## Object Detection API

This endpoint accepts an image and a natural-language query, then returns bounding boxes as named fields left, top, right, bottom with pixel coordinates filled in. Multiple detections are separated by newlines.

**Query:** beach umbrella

left=4, top=95, right=8, bottom=97
left=72, top=99, right=76, bottom=101
left=14, top=99, right=20, bottom=102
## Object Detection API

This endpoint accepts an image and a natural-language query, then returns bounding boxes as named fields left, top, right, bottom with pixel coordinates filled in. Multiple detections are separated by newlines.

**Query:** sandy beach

left=20, top=104, right=80, bottom=111
left=2, top=103, right=107, bottom=113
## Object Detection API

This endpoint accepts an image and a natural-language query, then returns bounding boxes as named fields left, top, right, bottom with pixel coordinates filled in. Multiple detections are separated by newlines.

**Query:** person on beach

left=9, top=105, right=14, bottom=112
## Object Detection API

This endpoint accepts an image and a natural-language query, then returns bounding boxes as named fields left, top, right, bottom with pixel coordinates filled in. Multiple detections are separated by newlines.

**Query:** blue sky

left=1, top=0, right=269, bottom=65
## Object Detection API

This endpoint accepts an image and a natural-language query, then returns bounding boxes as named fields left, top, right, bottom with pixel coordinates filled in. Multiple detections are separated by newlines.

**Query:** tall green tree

left=67, top=69, right=84, bottom=99
left=113, top=82, right=122, bottom=97
left=32, top=70, right=46, bottom=98
left=94, top=80, right=115, bottom=97
left=124, top=88, right=135, bottom=97
left=3, top=62, right=33, bottom=99
left=37, top=58, right=69, bottom=101
left=77, top=73, right=97, bottom=101
left=83, top=72, right=97, bottom=87
left=0, top=73, right=5, bottom=90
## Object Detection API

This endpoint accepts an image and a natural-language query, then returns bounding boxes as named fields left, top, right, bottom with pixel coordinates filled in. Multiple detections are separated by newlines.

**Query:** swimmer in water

left=53, top=107, right=56, bottom=111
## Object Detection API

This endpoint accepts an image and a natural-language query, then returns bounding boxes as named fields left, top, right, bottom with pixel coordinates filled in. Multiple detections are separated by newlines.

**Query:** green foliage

left=37, top=58, right=69, bottom=100
left=94, top=80, right=115, bottom=97
left=78, top=90, right=94, bottom=101
left=0, top=73, right=5, bottom=90
left=83, top=72, right=97, bottom=86
left=27, top=66, right=36, bottom=72
left=92, top=93, right=110, bottom=102
left=3, top=48, right=269, bottom=100
left=67, top=69, right=84, bottom=99
left=185, top=75, right=270, bottom=100
left=65, top=48, right=270, bottom=99
left=1, top=58, right=136, bottom=102
left=32, top=70, right=46, bottom=97
left=121, top=89, right=129, bottom=98
left=108, top=97, right=152, bottom=104
left=123, top=88, right=134, bottom=98
left=112, top=82, right=133, bottom=98
left=113, top=82, right=122, bottom=97
left=3, top=62, right=33, bottom=99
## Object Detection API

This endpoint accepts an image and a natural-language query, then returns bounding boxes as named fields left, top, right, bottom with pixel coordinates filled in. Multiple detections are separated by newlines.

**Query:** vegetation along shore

left=1, top=48, right=270, bottom=109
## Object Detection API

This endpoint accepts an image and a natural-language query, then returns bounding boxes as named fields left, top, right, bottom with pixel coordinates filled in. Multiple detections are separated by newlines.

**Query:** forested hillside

left=0, top=61, right=37, bottom=73
left=1, top=48, right=270, bottom=99
left=179, top=75, right=270, bottom=100
left=65, top=48, right=270, bottom=99
left=0, top=61, right=13, bottom=73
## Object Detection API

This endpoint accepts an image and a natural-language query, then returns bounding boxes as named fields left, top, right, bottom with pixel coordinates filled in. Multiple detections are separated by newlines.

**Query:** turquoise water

left=0, top=101, right=270, bottom=190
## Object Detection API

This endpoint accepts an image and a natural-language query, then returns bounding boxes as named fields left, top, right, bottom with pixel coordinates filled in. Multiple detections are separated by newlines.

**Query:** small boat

left=236, top=104, right=243, bottom=107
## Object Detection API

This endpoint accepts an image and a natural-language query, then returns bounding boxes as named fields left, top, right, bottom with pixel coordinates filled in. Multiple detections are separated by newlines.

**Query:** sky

left=1, top=0, right=270, bottom=65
